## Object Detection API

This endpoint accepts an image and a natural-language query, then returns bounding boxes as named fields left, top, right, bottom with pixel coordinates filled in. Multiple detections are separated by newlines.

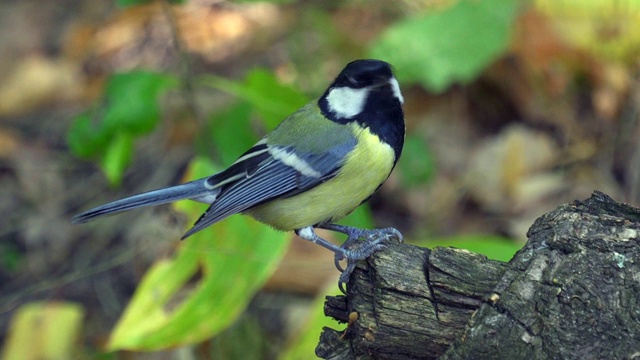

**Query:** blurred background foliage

left=1, top=0, right=639, bottom=358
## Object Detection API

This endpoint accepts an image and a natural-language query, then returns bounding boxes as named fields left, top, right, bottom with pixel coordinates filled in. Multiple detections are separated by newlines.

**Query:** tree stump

left=317, top=192, right=640, bottom=359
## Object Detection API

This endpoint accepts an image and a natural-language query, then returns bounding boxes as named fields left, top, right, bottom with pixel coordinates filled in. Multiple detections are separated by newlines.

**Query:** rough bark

left=317, top=192, right=640, bottom=360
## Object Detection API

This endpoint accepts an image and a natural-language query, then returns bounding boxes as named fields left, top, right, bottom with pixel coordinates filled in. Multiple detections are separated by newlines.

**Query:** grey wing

left=181, top=138, right=356, bottom=238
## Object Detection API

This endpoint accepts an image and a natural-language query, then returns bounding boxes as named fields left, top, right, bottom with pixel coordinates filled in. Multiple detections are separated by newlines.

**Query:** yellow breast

left=245, top=124, right=396, bottom=231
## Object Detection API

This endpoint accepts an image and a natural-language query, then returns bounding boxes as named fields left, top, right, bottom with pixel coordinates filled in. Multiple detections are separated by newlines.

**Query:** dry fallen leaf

left=80, top=1, right=287, bottom=72
left=0, top=55, right=82, bottom=116
left=0, top=127, right=21, bottom=159
left=464, top=124, right=560, bottom=213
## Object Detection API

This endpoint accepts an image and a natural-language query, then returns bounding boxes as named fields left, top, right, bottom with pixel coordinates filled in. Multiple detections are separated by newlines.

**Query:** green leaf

left=398, top=135, right=435, bottom=187
left=67, top=71, right=177, bottom=184
left=100, top=132, right=134, bottom=187
left=107, top=157, right=290, bottom=351
left=370, top=0, right=523, bottom=92
left=116, top=0, right=148, bottom=6
left=0, top=242, right=22, bottom=272
left=67, top=113, right=112, bottom=158
left=415, top=234, right=521, bottom=262
left=202, top=102, right=259, bottom=166
left=201, top=69, right=309, bottom=130
left=104, top=71, right=176, bottom=135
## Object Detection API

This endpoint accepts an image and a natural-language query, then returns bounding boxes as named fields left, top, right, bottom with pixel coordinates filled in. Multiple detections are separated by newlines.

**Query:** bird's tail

left=71, top=178, right=217, bottom=224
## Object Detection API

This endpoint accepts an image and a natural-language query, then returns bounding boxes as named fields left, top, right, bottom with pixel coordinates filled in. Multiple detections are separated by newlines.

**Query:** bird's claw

left=338, top=262, right=358, bottom=293
left=334, top=253, right=346, bottom=272
left=334, top=227, right=403, bottom=293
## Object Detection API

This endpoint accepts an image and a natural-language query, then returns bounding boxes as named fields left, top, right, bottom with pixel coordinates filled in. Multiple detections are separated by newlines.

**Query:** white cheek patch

left=326, top=86, right=370, bottom=119
left=389, top=77, right=404, bottom=104
left=269, top=146, right=322, bottom=178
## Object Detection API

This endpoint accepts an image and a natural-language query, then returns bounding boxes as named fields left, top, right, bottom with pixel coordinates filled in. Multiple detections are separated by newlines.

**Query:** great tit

left=72, top=59, right=405, bottom=288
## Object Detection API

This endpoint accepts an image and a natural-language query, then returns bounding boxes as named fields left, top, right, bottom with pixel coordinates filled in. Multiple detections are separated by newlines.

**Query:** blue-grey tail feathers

left=71, top=178, right=217, bottom=224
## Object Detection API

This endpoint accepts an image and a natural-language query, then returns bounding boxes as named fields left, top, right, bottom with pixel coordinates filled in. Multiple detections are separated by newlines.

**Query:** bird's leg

left=295, top=226, right=351, bottom=258
left=295, top=226, right=356, bottom=292
left=312, top=224, right=403, bottom=291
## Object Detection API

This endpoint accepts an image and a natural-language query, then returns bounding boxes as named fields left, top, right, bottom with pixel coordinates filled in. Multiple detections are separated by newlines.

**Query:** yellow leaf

left=107, top=157, right=290, bottom=350
left=2, top=302, right=85, bottom=360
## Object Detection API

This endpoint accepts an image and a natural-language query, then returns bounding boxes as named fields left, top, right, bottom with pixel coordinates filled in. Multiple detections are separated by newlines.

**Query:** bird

left=72, top=59, right=405, bottom=290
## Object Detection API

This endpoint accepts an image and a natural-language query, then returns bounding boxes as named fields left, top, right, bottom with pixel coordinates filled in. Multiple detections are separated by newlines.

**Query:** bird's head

left=319, top=59, right=404, bottom=123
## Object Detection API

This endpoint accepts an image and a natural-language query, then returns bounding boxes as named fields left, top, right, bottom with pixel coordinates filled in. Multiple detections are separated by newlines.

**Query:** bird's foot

left=332, top=227, right=403, bottom=292
left=295, top=225, right=403, bottom=293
